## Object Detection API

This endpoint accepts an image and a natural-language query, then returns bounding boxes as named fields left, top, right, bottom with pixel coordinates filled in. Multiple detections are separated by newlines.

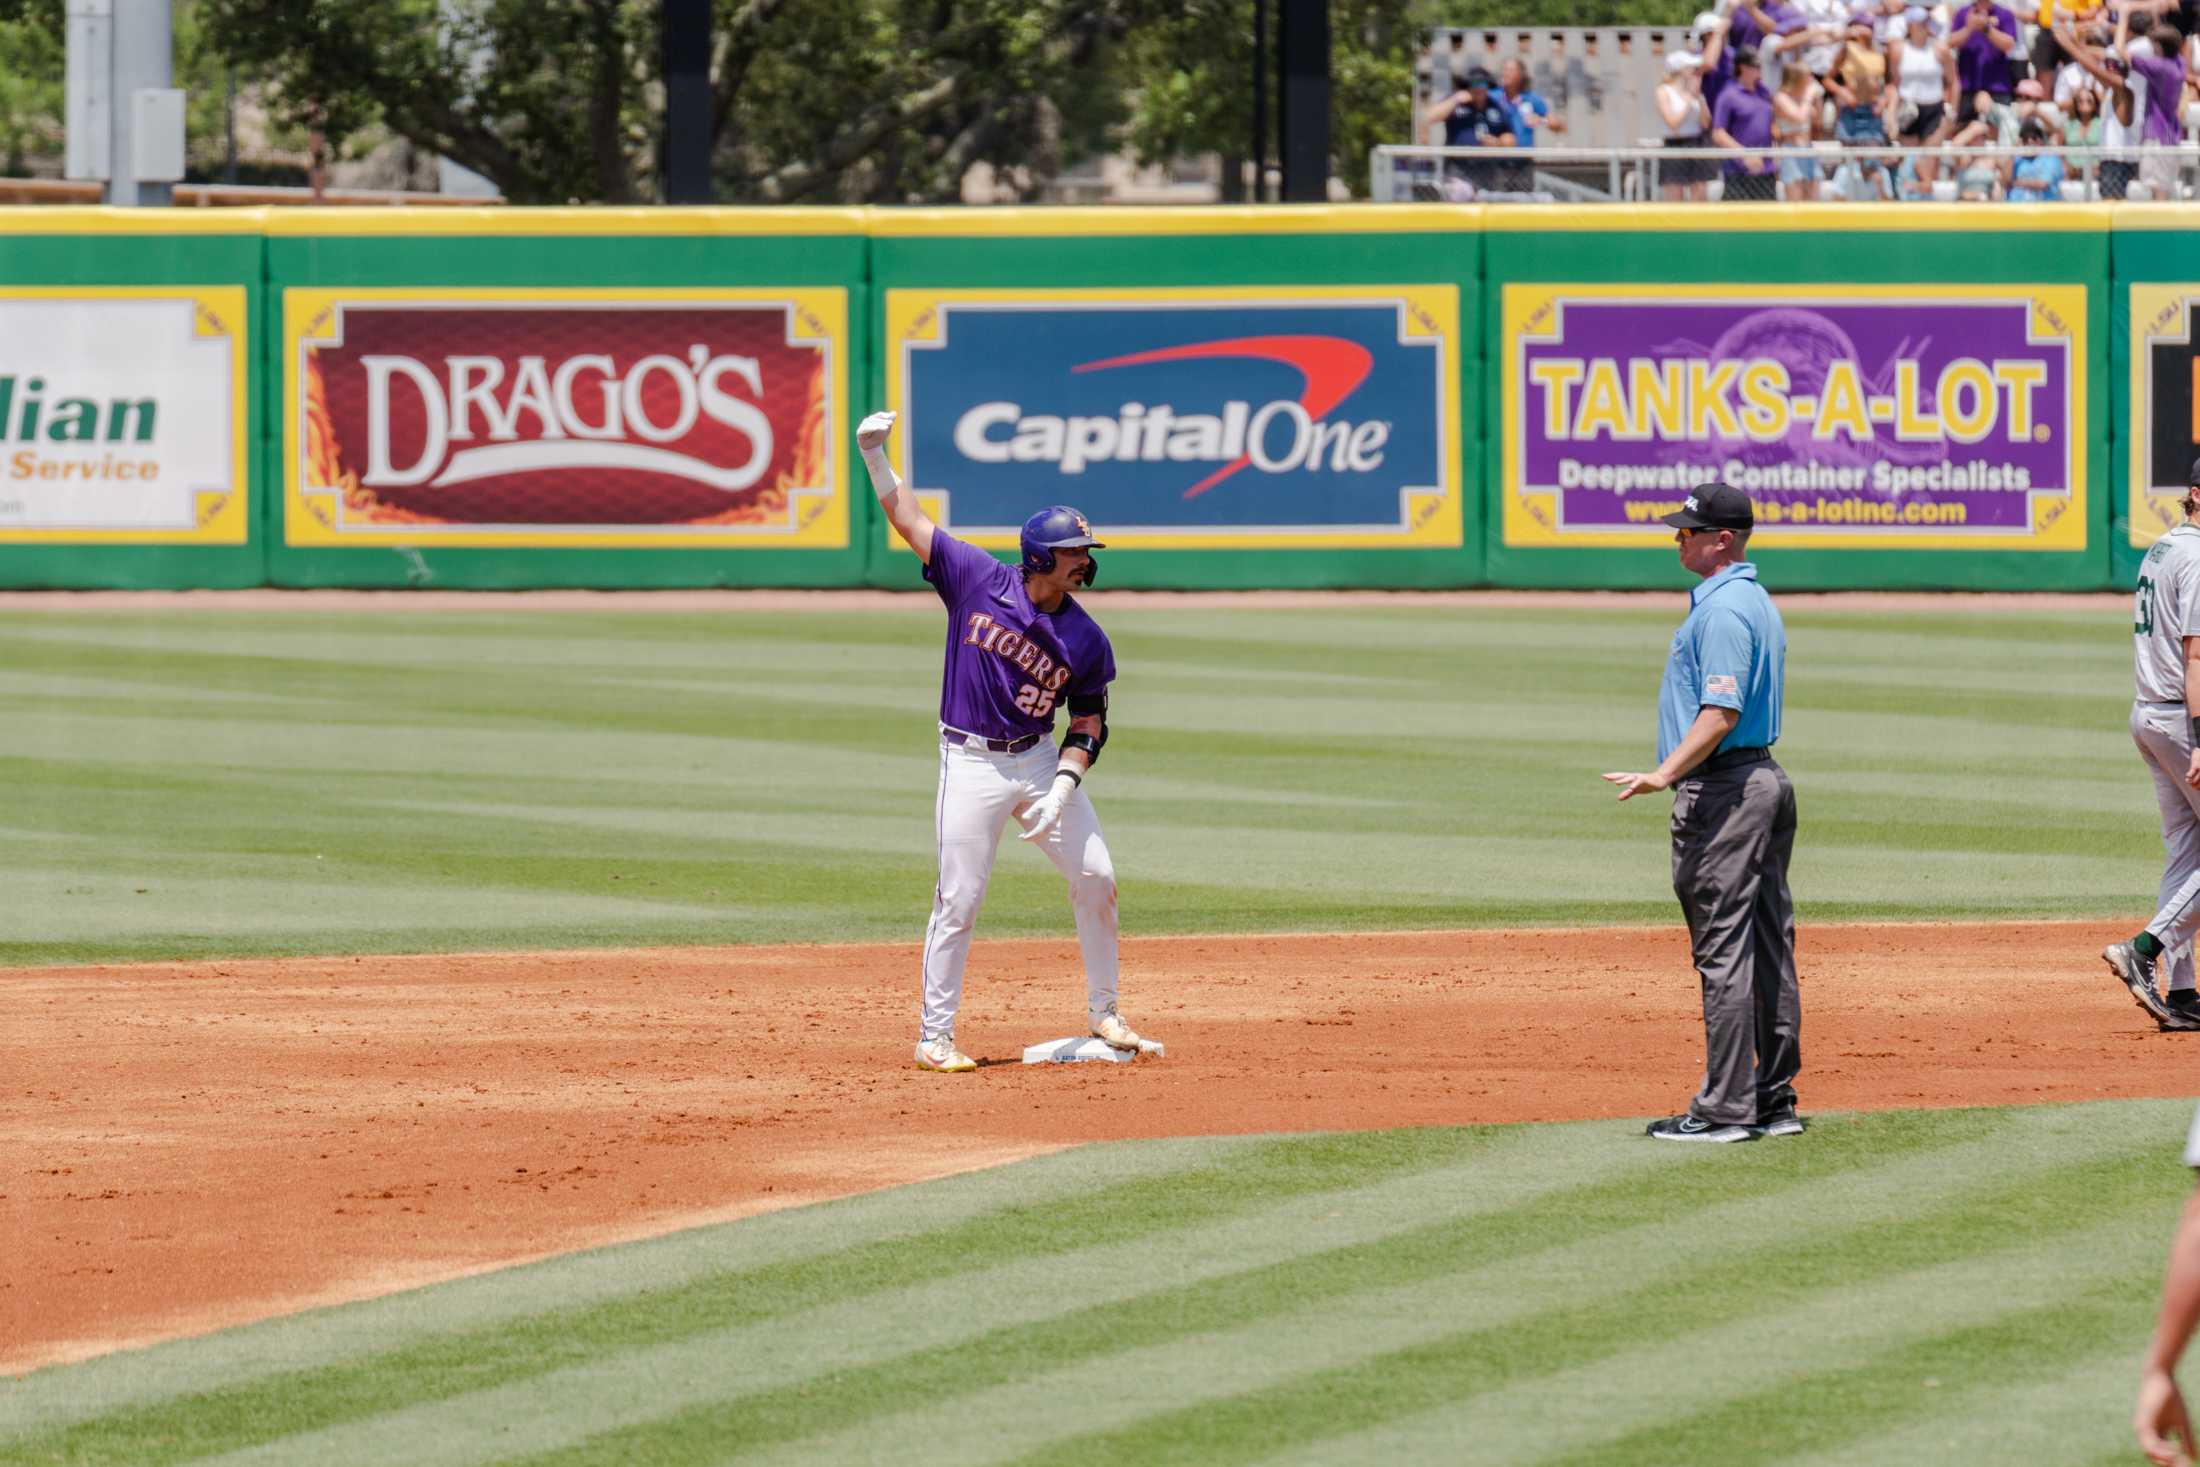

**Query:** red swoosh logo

left=1072, top=335, right=1373, bottom=499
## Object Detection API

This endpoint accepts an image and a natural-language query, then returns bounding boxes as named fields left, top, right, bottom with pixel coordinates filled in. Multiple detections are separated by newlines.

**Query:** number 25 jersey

left=924, top=530, right=1115, bottom=741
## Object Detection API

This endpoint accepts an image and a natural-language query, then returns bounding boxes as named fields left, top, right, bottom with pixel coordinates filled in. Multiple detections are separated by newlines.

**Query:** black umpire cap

left=1662, top=481, right=1755, bottom=530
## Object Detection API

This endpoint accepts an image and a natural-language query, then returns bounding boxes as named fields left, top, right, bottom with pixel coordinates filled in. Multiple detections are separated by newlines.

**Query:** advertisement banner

left=282, top=288, right=848, bottom=548
left=2129, top=284, right=2199, bottom=548
left=883, top=287, right=1462, bottom=550
left=1501, top=284, right=2087, bottom=551
left=0, top=288, right=248, bottom=545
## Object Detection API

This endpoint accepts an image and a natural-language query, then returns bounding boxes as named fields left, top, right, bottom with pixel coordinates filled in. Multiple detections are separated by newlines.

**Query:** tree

left=0, top=10, right=61, bottom=176
left=1115, top=0, right=1427, bottom=199
left=191, top=0, right=1139, bottom=204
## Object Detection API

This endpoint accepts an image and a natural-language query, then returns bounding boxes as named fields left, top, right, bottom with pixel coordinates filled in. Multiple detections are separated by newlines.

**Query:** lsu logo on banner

left=283, top=288, right=848, bottom=549
left=885, top=287, right=1461, bottom=549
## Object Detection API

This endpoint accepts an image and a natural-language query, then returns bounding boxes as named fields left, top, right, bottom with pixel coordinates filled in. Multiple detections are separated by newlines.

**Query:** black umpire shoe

left=2105, top=942, right=2178, bottom=1026
left=1755, top=1109, right=1806, bottom=1138
left=1645, top=1113, right=1757, bottom=1143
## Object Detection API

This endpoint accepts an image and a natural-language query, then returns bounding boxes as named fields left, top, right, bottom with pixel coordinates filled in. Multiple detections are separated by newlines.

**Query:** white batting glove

left=856, top=409, right=897, bottom=455
left=1018, top=772, right=1078, bottom=842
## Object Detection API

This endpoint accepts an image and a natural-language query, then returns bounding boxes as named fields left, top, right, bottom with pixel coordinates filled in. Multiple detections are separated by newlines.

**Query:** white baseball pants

left=919, top=734, right=1119, bottom=1042
left=2133, top=701, right=2200, bottom=994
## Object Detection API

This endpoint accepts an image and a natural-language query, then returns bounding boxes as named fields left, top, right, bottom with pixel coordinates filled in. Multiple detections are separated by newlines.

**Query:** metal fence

left=1371, top=142, right=2200, bottom=203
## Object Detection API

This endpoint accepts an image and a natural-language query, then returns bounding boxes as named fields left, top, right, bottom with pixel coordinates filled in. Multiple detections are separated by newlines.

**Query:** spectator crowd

left=1423, top=0, right=2200, bottom=200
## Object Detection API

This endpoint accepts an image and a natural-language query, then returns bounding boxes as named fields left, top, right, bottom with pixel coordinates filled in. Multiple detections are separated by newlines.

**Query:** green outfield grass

left=0, top=596, right=2162, bottom=964
left=1, top=1100, right=2185, bottom=1466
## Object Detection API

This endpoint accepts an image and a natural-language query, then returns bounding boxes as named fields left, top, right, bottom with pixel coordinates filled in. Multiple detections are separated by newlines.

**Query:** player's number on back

left=2138, top=574, right=2157, bottom=635
left=1014, top=683, right=1057, bottom=717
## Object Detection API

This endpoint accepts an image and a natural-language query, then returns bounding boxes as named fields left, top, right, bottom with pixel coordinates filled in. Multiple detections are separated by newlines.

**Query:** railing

left=1371, top=143, right=2200, bottom=204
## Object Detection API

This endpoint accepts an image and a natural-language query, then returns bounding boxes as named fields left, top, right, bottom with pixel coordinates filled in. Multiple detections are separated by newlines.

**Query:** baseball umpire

left=1604, top=482, right=1800, bottom=1143
left=856, top=408, right=1156, bottom=1073
left=2104, top=454, right=2200, bottom=1033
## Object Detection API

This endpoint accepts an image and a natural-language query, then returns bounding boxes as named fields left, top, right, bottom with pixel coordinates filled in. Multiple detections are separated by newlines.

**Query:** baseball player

left=2104, top=454, right=2200, bottom=1034
left=856, top=408, right=1155, bottom=1073
left=2134, top=1100, right=2200, bottom=1466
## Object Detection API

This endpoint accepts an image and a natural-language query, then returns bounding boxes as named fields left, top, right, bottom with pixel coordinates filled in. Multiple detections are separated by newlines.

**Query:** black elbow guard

left=1065, top=690, right=1109, bottom=765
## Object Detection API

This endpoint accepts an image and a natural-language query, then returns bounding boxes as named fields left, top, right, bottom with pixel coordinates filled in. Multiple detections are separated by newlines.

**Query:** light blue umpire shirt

left=1656, top=561, right=1785, bottom=764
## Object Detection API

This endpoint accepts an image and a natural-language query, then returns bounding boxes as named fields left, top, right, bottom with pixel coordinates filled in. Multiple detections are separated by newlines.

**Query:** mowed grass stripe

left=3, top=1105, right=2182, bottom=1467
left=0, top=602, right=2170, bottom=961
left=0, top=1130, right=1495, bottom=1465
left=727, top=1117, right=2158, bottom=1467
left=255, top=1109, right=2109, bottom=1467
left=0, top=1138, right=1258, bottom=1435
left=1543, top=1289, right=2143, bottom=1467
left=1770, top=1345, right=2137, bottom=1467
left=981, top=1133, right=2175, bottom=1466
left=473, top=1109, right=2047, bottom=1467
left=205, top=1124, right=1619, bottom=1467
left=1253, top=1236, right=2146, bottom=1467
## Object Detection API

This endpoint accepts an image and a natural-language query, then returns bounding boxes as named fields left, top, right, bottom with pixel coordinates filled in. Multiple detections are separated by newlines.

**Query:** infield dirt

left=3, top=919, right=2185, bottom=1375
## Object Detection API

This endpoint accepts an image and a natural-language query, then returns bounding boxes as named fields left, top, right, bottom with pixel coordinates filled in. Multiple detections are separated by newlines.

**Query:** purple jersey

left=923, top=531, right=1115, bottom=740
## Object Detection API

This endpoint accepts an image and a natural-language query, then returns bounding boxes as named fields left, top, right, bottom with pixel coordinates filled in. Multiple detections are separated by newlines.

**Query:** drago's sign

left=0, top=288, right=248, bottom=545
left=1502, top=284, right=2088, bottom=551
left=885, top=288, right=1462, bottom=549
left=283, top=289, right=848, bottom=548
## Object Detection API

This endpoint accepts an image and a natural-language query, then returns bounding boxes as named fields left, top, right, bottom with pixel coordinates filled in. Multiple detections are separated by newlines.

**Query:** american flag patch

left=1705, top=674, right=1739, bottom=697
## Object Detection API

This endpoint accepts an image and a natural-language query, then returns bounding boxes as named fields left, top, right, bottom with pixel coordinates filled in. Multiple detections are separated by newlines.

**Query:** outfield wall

left=0, top=210, right=263, bottom=588
left=0, top=202, right=2192, bottom=590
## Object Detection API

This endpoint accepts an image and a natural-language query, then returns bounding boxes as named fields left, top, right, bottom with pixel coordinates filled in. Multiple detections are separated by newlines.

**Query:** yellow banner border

left=882, top=284, right=1464, bottom=553
left=1499, top=282, right=2088, bottom=553
left=2129, top=283, right=2196, bottom=550
left=281, top=286, right=850, bottom=550
left=0, top=285, right=250, bottom=546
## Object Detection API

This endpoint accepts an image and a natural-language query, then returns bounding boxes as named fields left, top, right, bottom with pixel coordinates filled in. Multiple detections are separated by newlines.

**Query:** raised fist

left=857, top=409, right=897, bottom=452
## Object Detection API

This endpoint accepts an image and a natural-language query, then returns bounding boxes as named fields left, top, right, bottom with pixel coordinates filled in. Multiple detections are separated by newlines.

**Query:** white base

left=1021, top=1035, right=1165, bottom=1064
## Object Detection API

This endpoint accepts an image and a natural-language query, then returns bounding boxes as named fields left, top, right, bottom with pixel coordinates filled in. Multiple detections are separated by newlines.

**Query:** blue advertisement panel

left=882, top=287, right=1463, bottom=552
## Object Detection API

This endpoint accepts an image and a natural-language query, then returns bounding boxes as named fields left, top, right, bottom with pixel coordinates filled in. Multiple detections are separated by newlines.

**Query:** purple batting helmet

left=1020, top=505, right=1105, bottom=584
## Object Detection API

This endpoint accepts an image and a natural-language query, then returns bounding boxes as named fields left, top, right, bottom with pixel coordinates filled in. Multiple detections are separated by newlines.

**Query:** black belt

left=1699, top=745, right=1771, bottom=773
left=943, top=729, right=1045, bottom=754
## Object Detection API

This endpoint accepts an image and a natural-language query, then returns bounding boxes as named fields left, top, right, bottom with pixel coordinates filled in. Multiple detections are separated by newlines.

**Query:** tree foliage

left=1117, top=0, right=1425, bottom=197
left=0, top=7, right=61, bottom=177
left=188, top=0, right=1141, bottom=204
left=0, top=0, right=1702, bottom=202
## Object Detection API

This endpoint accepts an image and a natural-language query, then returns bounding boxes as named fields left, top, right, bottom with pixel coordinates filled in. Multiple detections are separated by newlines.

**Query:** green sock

left=2136, top=931, right=2166, bottom=960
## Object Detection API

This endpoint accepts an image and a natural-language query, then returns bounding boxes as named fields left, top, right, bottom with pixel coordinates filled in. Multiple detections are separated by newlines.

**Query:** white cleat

left=913, top=1036, right=977, bottom=1073
left=1091, top=1007, right=1163, bottom=1056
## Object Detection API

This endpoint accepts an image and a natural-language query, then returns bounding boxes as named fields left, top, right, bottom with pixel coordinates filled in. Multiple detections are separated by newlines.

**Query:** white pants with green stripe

left=2133, top=701, right=2200, bottom=994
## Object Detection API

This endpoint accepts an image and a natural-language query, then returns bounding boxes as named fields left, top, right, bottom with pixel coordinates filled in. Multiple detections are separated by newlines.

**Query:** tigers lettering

left=964, top=611, right=1073, bottom=692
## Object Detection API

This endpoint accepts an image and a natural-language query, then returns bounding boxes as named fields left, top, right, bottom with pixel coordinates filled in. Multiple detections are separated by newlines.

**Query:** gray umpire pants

left=2133, top=701, right=2200, bottom=993
left=1671, top=754, right=1801, bottom=1127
